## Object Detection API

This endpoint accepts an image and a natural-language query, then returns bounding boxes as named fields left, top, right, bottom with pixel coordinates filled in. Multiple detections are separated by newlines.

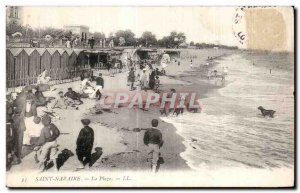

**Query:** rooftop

left=63, top=25, right=89, bottom=29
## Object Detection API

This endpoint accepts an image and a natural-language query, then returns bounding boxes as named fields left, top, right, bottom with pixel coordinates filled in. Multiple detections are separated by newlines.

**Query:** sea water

left=161, top=54, right=294, bottom=171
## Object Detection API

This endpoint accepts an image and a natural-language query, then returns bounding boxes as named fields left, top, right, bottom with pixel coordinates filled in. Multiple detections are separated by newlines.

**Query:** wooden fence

left=6, top=67, right=94, bottom=93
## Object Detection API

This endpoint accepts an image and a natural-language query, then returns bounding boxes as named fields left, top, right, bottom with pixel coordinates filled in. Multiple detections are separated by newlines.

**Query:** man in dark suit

left=76, top=119, right=94, bottom=169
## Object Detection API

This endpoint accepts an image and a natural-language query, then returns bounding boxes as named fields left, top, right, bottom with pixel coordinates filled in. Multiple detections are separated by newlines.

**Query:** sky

left=22, top=6, right=294, bottom=51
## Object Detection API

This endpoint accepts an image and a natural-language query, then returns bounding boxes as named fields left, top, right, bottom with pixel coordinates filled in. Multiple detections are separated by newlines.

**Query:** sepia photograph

left=5, top=5, right=294, bottom=188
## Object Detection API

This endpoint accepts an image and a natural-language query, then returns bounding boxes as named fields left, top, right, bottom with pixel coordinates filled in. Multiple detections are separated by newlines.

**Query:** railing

left=7, top=38, right=176, bottom=50
left=6, top=67, right=99, bottom=93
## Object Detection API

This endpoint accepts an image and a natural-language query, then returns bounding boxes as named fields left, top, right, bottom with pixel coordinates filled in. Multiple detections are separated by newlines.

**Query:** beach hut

left=24, top=48, right=39, bottom=78
left=6, top=48, right=22, bottom=87
left=6, top=48, right=21, bottom=81
left=72, top=49, right=86, bottom=77
left=47, top=48, right=60, bottom=69
left=7, top=48, right=29, bottom=86
left=47, top=48, right=61, bottom=79
left=36, top=48, right=48, bottom=74
left=39, top=48, right=52, bottom=73
left=67, top=49, right=77, bottom=69
left=58, top=49, right=68, bottom=69
left=59, top=49, right=69, bottom=79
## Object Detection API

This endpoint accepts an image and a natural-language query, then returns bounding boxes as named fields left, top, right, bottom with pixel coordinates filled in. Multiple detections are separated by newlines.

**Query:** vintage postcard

left=5, top=6, right=294, bottom=187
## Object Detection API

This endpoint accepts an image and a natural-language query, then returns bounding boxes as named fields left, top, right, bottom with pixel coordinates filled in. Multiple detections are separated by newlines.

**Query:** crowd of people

left=126, top=59, right=164, bottom=92
left=65, top=36, right=95, bottom=49
left=6, top=53, right=182, bottom=173
left=6, top=81, right=164, bottom=173
left=6, top=78, right=96, bottom=171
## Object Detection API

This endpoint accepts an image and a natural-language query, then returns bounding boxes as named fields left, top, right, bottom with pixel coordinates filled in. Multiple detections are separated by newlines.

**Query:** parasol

left=45, top=35, right=53, bottom=41
left=22, top=85, right=37, bottom=92
left=37, top=84, right=50, bottom=92
left=12, top=32, right=22, bottom=37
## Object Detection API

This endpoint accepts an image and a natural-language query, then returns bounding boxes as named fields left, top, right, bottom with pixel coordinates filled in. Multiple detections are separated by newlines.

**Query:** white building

left=6, top=6, right=23, bottom=25
left=63, top=25, right=89, bottom=40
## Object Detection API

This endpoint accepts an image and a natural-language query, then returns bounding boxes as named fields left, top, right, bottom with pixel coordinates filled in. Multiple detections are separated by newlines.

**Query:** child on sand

left=35, top=115, right=60, bottom=172
left=143, top=119, right=164, bottom=173
left=76, top=119, right=94, bottom=169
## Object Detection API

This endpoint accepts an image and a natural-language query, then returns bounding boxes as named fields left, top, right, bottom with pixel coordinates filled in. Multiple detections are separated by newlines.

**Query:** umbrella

left=22, top=85, right=37, bottom=92
left=12, top=32, right=22, bottom=37
left=45, top=35, right=52, bottom=39
left=37, top=84, right=50, bottom=92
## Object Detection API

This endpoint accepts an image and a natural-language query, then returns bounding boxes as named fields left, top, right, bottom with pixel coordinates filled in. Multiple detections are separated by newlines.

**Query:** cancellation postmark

left=232, top=7, right=247, bottom=46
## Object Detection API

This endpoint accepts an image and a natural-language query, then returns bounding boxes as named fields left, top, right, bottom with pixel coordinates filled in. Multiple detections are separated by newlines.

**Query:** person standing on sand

left=76, top=119, right=94, bottom=169
left=143, top=119, right=164, bottom=173
left=140, top=69, right=148, bottom=91
left=91, top=73, right=104, bottom=99
left=148, top=69, right=156, bottom=90
left=190, top=59, right=193, bottom=68
left=154, top=76, right=160, bottom=92
left=160, top=88, right=176, bottom=116
left=128, top=68, right=135, bottom=91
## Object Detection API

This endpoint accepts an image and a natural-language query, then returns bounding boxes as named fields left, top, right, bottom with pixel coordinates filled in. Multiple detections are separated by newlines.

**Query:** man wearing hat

left=76, top=119, right=94, bottom=169
left=128, top=67, right=136, bottom=91
left=89, top=37, right=95, bottom=49
left=36, top=115, right=60, bottom=171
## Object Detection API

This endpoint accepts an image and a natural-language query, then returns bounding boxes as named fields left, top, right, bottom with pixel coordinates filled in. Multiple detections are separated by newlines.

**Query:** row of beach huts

left=6, top=48, right=122, bottom=88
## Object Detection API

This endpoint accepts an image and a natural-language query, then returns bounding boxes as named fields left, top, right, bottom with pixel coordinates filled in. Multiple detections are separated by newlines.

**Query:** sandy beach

left=7, top=48, right=294, bottom=176
left=7, top=48, right=235, bottom=173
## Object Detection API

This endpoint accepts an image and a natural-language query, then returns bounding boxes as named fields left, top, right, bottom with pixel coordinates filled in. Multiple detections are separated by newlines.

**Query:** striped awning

left=57, top=48, right=66, bottom=55
left=35, top=48, right=47, bottom=55
left=46, top=48, right=59, bottom=55
left=8, top=48, right=23, bottom=56
left=23, top=48, right=35, bottom=55
left=65, top=49, right=74, bottom=56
